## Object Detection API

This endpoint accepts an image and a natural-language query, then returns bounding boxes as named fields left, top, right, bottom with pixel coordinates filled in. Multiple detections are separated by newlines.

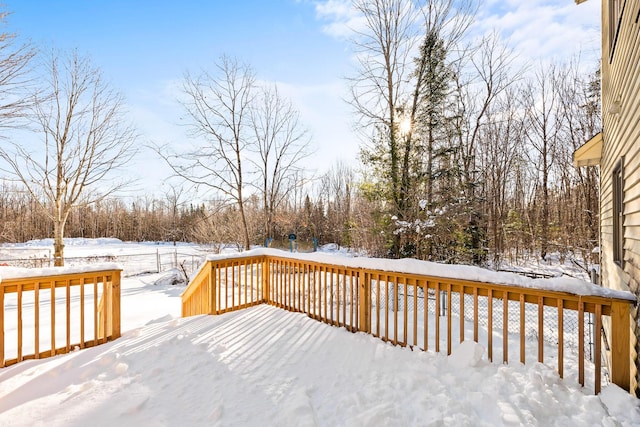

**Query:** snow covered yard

left=0, top=269, right=639, bottom=426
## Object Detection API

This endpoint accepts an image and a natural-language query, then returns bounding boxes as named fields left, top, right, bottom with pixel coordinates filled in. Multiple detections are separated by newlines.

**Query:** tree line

left=343, top=0, right=600, bottom=270
left=0, top=1, right=600, bottom=271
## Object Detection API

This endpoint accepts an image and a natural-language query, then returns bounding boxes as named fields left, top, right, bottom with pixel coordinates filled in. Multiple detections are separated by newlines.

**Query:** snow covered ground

left=1, top=240, right=640, bottom=426
left=0, top=238, right=216, bottom=277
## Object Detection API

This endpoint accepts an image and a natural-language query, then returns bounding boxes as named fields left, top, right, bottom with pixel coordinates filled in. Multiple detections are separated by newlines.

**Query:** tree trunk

left=53, top=218, right=65, bottom=266
left=238, top=198, right=250, bottom=251
left=541, top=137, right=549, bottom=261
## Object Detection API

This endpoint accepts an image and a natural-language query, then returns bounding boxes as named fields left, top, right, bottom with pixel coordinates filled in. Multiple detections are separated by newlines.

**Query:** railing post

left=263, top=256, right=270, bottom=304
left=359, top=269, right=371, bottom=333
left=209, top=262, right=217, bottom=315
left=610, top=301, right=631, bottom=393
left=111, top=270, right=121, bottom=339
left=0, top=284, right=4, bottom=367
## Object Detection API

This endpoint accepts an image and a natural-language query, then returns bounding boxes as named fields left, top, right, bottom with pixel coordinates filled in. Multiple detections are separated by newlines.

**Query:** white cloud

left=472, top=0, right=601, bottom=66
left=315, top=0, right=353, bottom=18
left=315, top=0, right=601, bottom=67
left=314, top=0, right=366, bottom=38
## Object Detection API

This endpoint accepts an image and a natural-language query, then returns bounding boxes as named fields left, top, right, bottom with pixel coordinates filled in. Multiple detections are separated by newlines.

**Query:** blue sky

left=9, top=1, right=349, bottom=81
left=6, top=0, right=601, bottom=196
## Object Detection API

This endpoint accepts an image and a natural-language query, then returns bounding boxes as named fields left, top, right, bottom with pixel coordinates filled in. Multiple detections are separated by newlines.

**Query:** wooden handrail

left=182, top=252, right=635, bottom=394
left=1, top=268, right=121, bottom=367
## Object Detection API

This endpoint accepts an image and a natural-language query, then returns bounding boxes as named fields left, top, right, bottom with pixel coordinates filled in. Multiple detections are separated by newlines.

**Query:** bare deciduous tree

left=522, top=63, right=563, bottom=261
left=451, top=32, right=524, bottom=263
left=320, top=161, right=356, bottom=248
left=160, top=55, right=312, bottom=250
left=476, top=86, right=526, bottom=265
left=250, top=84, right=311, bottom=243
left=554, top=60, right=601, bottom=268
left=457, top=32, right=523, bottom=189
left=164, top=55, right=255, bottom=250
left=163, top=183, right=187, bottom=245
left=0, top=49, right=137, bottom=265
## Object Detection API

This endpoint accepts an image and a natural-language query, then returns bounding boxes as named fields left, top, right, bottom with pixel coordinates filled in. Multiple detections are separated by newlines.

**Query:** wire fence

left=374, top=284, right=597, bottom=362
left=0, top=248, right=208, bottom=278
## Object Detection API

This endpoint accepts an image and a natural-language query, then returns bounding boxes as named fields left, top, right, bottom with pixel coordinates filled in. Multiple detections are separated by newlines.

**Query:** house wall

left=600, top=0, right=640, bottom=394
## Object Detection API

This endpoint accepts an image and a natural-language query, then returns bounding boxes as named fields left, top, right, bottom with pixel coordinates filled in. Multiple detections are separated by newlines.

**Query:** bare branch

left=0, top=48, right=138, bottom=265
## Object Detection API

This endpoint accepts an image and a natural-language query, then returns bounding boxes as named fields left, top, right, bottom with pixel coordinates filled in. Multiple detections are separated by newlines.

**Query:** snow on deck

left=0, top=263, right=122, bottom=282
left=206, top=249, right=636, bottom=302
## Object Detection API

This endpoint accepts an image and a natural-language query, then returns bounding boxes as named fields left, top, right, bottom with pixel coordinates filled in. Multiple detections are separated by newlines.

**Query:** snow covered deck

left=183, top=249, right=636, bottom=394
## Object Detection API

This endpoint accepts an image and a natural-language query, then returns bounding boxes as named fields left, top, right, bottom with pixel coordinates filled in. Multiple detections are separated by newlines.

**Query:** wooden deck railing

left=182, top=256, right=266, bottom=316
left=1, top=267, right=122, bottom=367
left=182, top=252, right=636, bottom=394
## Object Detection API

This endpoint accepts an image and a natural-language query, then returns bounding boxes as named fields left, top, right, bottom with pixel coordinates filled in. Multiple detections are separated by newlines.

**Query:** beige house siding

left=599, top=0, right=640, bottom=394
